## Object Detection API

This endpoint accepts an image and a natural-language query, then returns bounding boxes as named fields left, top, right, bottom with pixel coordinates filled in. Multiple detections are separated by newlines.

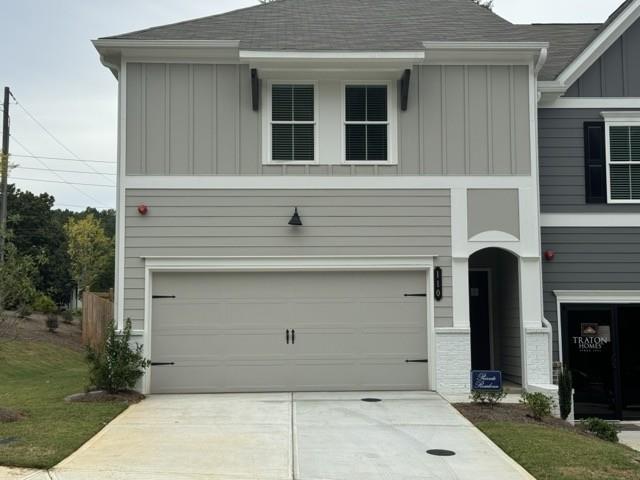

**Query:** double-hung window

left=269, top=83, right=316, bottom=163
left=344, top=85, right=390, bottom=162
left=605, top=114, right=640, bottom=203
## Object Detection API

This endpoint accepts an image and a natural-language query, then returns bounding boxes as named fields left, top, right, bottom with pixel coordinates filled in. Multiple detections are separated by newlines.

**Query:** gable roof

left=100, top=0, right=633, bottom=82
left=102, top=0, right=525, bottom=50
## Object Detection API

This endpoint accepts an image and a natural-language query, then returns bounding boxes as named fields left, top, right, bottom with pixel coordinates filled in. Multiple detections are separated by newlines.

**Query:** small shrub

left=558, top=365, right=573, bottom=420
left=33, top=294, right=57, bottom=314
left=520, top=391, right=554, bottom=421
left=582, top=417, right=619, bottom=442
left=61, top=310, right=74, bottom=324
left=471, top=389, right=507, bottom=406
left=46, top=314, right=59, bottom=333
left=86, top=318, right=151, bottom=393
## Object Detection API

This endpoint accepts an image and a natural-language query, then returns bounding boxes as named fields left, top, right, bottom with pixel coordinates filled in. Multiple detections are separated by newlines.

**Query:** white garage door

left=150, top=271, right=429, bottom=393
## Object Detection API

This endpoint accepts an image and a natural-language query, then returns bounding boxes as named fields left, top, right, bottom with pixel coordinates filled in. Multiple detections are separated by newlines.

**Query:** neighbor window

left=344, top=85, right=389, bottom=162
left=608, top=124, right=640, bottom=202
left=270, top=84, right=316, bottom=162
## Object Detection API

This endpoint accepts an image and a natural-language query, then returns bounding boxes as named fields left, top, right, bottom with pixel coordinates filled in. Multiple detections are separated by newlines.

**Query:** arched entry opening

left=469, top=247, right=522, bottom=387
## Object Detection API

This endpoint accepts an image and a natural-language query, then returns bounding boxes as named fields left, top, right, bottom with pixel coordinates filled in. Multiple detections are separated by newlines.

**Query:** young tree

left=0, top=241, right=43, bottom=310
left=64, top=214, right=114, bottom=292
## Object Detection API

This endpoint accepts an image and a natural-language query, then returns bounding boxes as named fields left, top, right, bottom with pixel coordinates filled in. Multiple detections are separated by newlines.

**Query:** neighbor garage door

left=150, top=271, right=429, bottom=393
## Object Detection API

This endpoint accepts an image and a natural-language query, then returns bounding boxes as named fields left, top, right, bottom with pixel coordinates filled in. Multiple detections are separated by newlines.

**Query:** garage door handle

left=292, top=329, right=295, bottom=344
left=286, top=329, right=290, bottom=344
left=405, top=359, right=429, bottom=363
left=151, top=362, right=175, bottom=366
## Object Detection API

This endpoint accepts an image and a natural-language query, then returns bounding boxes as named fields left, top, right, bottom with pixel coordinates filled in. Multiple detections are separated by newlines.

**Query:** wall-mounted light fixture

left=288, top=207, right=303, bottom=226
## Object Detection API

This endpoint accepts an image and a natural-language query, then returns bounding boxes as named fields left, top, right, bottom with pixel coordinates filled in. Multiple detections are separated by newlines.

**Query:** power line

left=10, top=135, right=108, bottom=206
left=11, top=177, right=115, bottom=188
left=14, top=165, right=116, bottom=176
left=10, top=153, right=116, bottom=165
left=11, top=95, right=116, bottom=185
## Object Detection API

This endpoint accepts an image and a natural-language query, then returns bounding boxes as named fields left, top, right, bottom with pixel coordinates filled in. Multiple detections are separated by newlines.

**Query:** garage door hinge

left=152, top=295, right=176, bottom=299
left=151, top=362, right=175, bottom=366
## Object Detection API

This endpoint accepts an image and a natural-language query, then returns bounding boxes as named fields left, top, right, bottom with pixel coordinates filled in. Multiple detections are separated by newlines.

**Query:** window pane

left=631, top=126, right=640, bottom=161
left=272, top=124, right=293, bottom=161
left=367, top=124, right=388, bottom=161
left=367, top=86, right=387, bottom=122
left=346, top=86, right=366, bottom=122
left=293, top=85, right=314, bottom=122
left=293, top=124, right=314, bottom=161
left=610, top=164, right=631, bottom=200
left=610, top=126, right=631, bottom=162
left=346, top=124, right=366, bottom=161
left=272, top=85, right=292, bottom=121
left=632, top=164, right=640, bottom=200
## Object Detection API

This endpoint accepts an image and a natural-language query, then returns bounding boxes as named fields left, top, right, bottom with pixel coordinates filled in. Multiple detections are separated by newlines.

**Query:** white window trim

left=603, top=112, right=640, bottom=204
left=341, top=81, right=398, bottom=165
left=262, top=80, right=320, bottom=165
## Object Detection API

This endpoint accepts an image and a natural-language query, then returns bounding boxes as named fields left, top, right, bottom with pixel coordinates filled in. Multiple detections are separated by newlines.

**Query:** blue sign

left=471, top=370, right=503, bottom=391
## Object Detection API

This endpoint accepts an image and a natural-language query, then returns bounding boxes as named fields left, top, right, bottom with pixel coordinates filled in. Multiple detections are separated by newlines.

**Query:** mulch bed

left=0, top=407, right=27, bottom=423
left=455, top=402, right=573, bottom=430
left=65, top=390, right=145, bottom=404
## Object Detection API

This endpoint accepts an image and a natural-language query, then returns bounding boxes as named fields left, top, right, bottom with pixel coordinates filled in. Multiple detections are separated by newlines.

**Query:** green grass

left=477, top=421, right=640, bottom=480
left=0, top=340, right=128, bottom=469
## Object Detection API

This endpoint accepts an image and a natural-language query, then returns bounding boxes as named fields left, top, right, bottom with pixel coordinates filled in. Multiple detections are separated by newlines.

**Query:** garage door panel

left=151, top=271, right=429, bottom=393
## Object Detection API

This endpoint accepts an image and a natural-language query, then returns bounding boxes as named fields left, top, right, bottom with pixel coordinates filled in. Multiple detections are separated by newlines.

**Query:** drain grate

left=361, top=398, right=382, bottom=403
left=427, top=449, right=456, bottom=457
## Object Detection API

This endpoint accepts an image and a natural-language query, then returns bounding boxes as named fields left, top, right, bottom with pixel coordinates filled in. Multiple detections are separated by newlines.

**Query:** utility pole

left=0, top=86, right=10, bottom=264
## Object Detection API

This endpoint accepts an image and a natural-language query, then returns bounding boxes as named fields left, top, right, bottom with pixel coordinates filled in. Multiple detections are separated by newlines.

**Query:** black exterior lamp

left=288, top=207, right=303, bottom=226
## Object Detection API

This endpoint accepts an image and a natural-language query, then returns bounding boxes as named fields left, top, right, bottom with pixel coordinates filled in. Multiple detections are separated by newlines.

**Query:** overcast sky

left=0, top=0, right=626, bottom=210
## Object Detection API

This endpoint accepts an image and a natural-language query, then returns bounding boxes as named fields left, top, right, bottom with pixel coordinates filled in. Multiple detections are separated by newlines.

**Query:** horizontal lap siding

left=538, top=108, right=640, bottom=213
left=541, top=227, right=640, bottom=360
left=126, top=63, right=531, bottom=176
left=124, top=189, right=453, bottom=331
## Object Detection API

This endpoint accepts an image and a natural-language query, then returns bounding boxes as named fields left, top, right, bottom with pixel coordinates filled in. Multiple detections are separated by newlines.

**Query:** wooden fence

left=82, top=288, right=114, bottom=350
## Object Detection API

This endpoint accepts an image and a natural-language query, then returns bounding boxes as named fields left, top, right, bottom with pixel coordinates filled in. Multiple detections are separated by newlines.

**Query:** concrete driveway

left=47, top=392, right=532, bottom=480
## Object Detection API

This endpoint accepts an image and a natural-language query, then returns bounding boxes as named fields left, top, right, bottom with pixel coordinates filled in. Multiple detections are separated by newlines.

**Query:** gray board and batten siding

left=124, top=63, right=531, bottom=176
left=542, top=227, right=640, bottom=360
left=124, top=189, right=453, bottom=332
left=539, top=108, right=640, bottom=213
left=565, top=18, right=640, bottom=97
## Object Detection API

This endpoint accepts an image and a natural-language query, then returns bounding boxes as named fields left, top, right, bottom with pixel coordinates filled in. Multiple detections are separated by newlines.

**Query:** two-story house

left=536, top=0, right=640, bottom=421
left=93, top=0, right=559, bottom=399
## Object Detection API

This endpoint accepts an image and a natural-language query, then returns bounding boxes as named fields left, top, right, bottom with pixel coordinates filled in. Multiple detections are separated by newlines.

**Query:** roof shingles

left=102, top=0, right=627, bottom=81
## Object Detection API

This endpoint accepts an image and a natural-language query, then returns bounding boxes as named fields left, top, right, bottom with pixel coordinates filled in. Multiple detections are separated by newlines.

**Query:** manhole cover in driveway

left=361, top=398, right=382, bottom=403
left=427, top=449, right=456, bottom=457
left=0, top=437, right=20, bottom=446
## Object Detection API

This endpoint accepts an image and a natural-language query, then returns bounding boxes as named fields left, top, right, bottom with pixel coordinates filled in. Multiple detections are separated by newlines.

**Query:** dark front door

left=469, top=271, right=491, bottom=371
left=562, top=304, right=640, bottom=421
left=619, top=306, right=640, bottom=419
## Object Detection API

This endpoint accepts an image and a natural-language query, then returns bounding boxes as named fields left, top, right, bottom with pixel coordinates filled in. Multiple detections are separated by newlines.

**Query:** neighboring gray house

left=537, top=0, right=640, bottom=421
left=91, top=0, right=583, bottom=399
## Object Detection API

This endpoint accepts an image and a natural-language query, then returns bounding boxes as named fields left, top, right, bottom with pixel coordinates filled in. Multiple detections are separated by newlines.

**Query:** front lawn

left=0, top=340, right=128, bottom=469
left=456, top=404, right=640, bottom=480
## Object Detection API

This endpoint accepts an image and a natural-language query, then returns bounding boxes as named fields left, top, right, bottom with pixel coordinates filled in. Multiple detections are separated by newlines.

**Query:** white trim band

left=539, top=98, right=640, bottom=109
left=122, top=175, right=536, bottom=190
left=541, top=213, right=640, bottom=227
left=555, top=290, right=640, bottom=304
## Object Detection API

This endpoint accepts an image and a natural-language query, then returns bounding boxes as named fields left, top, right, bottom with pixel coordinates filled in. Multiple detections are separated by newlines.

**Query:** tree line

left=0, top=184, right=115, bottom=311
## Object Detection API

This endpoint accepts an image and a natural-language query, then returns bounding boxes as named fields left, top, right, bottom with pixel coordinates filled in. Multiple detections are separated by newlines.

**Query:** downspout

left=534, top=45, right=555, bottom=384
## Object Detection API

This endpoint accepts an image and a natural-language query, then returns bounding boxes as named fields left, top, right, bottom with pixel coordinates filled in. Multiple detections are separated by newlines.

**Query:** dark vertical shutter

left=584, top=122, right=607, bottom=204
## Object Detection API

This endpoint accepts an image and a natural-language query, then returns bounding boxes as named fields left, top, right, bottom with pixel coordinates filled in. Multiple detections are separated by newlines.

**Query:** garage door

left=150, top=271, right=429, bottom=393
